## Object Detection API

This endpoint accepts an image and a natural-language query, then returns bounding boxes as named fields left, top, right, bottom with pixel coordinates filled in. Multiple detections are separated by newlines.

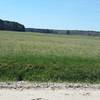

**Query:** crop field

left=0, top=31, right=100, bottom=82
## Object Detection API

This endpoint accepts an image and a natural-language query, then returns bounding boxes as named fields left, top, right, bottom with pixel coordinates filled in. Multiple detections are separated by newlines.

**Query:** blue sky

left=0, top=0, right=100, bottom=31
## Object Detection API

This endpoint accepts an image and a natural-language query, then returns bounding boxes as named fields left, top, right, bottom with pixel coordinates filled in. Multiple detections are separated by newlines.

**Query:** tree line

left=0, top=19, right=100, bottom=36
left=0, top=19, right=25, bottom=32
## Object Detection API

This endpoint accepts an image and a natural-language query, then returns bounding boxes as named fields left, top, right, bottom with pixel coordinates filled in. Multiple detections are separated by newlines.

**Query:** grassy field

left=0, top=31, right=100, bottom=82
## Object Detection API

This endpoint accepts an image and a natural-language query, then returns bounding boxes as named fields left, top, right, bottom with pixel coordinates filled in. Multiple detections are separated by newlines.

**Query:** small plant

left=16, top=74, right=23, bottom=81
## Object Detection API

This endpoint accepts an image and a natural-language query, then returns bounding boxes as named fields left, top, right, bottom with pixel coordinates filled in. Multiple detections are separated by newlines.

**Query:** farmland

left=0, top=31, right=100, bottom=82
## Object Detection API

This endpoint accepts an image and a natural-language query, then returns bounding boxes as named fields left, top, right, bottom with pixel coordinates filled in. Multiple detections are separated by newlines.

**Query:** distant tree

left=0, top=19, right=4, bottom=30
left=0, top=19, right=25, bottom=32
left=66, top=30, right=70, bottom=35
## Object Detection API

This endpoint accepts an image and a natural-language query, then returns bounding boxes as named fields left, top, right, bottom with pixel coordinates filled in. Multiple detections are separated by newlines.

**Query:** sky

left=0, top=0, right=100, bottom=31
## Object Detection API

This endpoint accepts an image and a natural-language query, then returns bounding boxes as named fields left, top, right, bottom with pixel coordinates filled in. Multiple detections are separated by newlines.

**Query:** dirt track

left=0, top=82, right=100, bottom=100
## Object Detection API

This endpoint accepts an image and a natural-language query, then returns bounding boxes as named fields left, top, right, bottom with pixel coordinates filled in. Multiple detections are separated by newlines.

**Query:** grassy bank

left=0, top=31, right=100, bottom=82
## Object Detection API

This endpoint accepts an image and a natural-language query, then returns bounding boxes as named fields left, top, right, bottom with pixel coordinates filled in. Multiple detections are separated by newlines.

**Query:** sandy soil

left=0, top=81, right=100, bottom=100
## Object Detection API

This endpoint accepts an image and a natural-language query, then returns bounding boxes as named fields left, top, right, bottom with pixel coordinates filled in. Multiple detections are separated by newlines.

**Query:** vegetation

left=0, top=18, right=100, bottom=36
left=0, top=31, right=100, bottom=82
left=26, top=28, right=100, bottom=36
left=0, top=19, right=25, bottom=32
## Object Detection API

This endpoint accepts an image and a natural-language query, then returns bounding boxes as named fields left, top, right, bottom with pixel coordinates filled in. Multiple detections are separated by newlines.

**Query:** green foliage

left=0, top=31, right=100, bottom=82
left=0, top=19, right=25, bottom=31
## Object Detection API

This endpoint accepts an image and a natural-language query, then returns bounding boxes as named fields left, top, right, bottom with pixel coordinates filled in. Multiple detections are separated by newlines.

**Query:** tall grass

left=0, top=31, right=100, bottom=82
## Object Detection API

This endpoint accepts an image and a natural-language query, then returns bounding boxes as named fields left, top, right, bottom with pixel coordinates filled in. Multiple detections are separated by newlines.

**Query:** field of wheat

left=0, top=31, right=100, bottom=82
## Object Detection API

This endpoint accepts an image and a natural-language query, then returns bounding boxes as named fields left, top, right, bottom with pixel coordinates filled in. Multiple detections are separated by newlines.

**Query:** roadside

left=0, top=81, right=100, bottom=100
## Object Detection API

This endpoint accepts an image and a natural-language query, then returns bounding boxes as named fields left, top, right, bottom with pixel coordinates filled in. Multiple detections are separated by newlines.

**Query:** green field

left=0, top=31, right=100, bottom=82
